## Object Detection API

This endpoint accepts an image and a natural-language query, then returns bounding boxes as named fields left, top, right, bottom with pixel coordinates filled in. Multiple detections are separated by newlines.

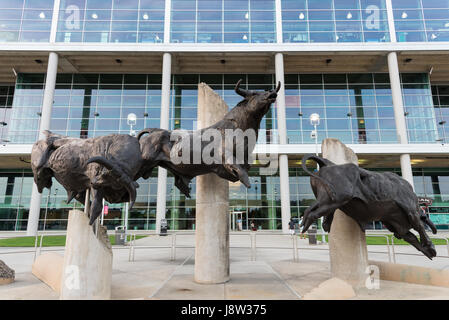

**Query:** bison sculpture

left=300, top=154, right=438, bottom=259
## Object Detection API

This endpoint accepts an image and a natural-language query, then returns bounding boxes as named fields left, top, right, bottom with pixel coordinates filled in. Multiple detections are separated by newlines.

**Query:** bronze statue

left=31, top=80, right=280, bottom=225
left=137, top=80, right=280, bottom=197
left=31, top=131, right=142, bottom=225
left=300, top=154, right=438, bottom=259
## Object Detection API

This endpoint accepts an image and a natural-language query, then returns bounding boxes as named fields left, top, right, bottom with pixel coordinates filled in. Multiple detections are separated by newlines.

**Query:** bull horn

left=275, top=81, right=281, bottom=93
left=137, top=129, right=152, bottom=141
left=234, top=79, right=248, bottom=97
left=87, top=156, right=137, bottom=206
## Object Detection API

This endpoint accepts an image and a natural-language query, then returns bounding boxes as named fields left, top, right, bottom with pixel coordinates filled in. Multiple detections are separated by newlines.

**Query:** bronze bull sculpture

left=137, top=80, right=280, bottom=197
left=31, top=131, right=141, bottom=226
left=300, top=154, right=438, bottom=259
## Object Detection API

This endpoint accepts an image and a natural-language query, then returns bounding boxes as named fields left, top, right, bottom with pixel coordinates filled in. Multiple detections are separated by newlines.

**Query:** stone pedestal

left=194, top=83, right=230, bottom=284
left=321, top=138, right=368, bottom=288
left=32, top=253, right=64, bottom=292
left=60, top=210, right=112, bottom=299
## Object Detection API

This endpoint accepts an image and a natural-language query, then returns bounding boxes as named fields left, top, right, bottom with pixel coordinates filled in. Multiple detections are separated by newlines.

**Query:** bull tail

left=301, top=154, right=337, bottom=201
left=86, top=156, right=137, bottom=213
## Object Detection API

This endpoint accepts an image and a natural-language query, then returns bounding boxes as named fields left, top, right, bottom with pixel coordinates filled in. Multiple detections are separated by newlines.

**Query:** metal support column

left=27, top=52, right=59, bottom=236
left=387, top=52, right=414, bottom=189
left=155, top=52, right=172, bottom=234
left=275, top=53, right=291, bottom=233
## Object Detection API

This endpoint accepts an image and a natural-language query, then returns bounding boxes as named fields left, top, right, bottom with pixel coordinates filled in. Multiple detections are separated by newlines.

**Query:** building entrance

left=229, top=210, right=246, bottom=231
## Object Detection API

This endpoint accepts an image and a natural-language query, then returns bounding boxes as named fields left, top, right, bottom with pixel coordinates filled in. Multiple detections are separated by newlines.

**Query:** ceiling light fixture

left=39, top=12, right=45, bottom=19
left=91, top=13, right=98, bottom=19
left=143, top=13, right=149, bottom=20
left=299, top=12, right=305, bottom=20
left=401, top=12, right=408, bottom=19
left=346, top=12, right=352, bottom=19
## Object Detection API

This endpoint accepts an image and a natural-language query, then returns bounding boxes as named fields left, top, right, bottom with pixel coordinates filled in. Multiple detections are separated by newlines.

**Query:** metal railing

left=1, top=229, right=448, bottom=265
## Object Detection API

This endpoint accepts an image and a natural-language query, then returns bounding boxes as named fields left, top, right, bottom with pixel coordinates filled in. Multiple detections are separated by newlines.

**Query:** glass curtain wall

left=2, top=166, right=448, bottom=231
left=56, top=0, right=165, bottom=43
left=393, top=0, right=449, bottom=42
left=170, top=0, right=276, bottom=43
left=8, top=73, right=162, bottom=144
left=281, top=0, right=390, bottom=43
left=170, top=74, right=278, bottom=144
left=0, top=86, right=14, bottom=143
left=432, top=84, right=449, bottom=144
left=7, top=72, right=438, bottom=145
left=0, top=0, right=54, bottom=42
left=285, top=73, right=438, bottom=144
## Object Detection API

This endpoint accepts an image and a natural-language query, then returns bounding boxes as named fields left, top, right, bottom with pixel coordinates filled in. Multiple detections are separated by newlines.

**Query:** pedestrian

left=298, top=216, right=305, bottom=239
left=250, top=220, right=257, bottom=231
left=237, top=217, right=242, bottom=231
left=288, top=218, right=295, bottom=235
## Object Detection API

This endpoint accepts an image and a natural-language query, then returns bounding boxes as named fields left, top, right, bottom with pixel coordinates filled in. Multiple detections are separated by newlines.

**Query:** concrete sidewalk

left=1, top=233, right=449, bottom=300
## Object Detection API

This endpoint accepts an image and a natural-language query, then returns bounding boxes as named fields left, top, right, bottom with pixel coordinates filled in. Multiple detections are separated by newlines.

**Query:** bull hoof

left=423, top=245, right=437, bottom=260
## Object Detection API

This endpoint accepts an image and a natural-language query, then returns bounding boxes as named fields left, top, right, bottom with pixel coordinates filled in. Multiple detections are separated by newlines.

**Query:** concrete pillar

left=387, top=52, right=414, bottom=189
left=275, top=53, right=291, bottom=233
left=27, top=52, right=59, bottom=236
left=155, top=52, right=171, bottom=234
left=194, top=83, right=229, bottom=284
left=322, top=138, right=369, bottom=289
left=60, top=210, right=112, bottom=300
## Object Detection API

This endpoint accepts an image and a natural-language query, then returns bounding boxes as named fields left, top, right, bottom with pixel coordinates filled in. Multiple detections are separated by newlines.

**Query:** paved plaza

left=1, top=231, right=449, bottom=300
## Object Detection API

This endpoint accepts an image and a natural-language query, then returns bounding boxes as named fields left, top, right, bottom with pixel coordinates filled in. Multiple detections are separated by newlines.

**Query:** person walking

left=298, top=216, right=305, bottom=239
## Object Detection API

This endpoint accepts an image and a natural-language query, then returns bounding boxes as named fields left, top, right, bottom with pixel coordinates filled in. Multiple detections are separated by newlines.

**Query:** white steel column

left=163, top=0, right=171, bottom=44
left=387, top=51, right=414, bottom=189
left=275, top=53, right=291, bottom=233
left=155, top=52, right=172, bottom=234
left=27, top=52, right=59, bottom=236
left=49, top=0, right=61, bottom=43
left=275, top=0, right=283, bottom=44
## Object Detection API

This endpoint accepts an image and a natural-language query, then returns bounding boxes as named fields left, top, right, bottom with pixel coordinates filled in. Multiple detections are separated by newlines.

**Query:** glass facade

left=56, top=0, right=165, bottom=43
left=7, top=73, right=278, bottom=144
left=432, top=85, right=449, bottom=143
left=2, top=0, right=449, bottom=43
left=281, top=0, right=390, bottom=43
left=393, top=0, right=449, bottom=42
left=285, top=73, right=438, bottom=144
left=170, top=74, right=278, bottom=143
left=8, top=73, right=163, bottom=144
left=0, top=86, right=14, bottom=143
left=170, top=0, right=276, bottom=43
left=2, top=166, right=448, bottom=231
left=0, top=0, right=54, bottom=42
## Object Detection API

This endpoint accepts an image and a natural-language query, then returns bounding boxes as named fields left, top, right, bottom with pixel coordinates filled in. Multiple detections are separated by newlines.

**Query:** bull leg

left=300, top=203, right=340, bottom=233
left=402, top=231, right=436, bottom=260
left=408, top=212, right=437, bottom=259
left=174, top=175, right=192, bottom=198
left=223, top=162, right=250, bottom=188
left=322, top=212, right=334, bottom=232
left=89, top=188, right=104, bottom=226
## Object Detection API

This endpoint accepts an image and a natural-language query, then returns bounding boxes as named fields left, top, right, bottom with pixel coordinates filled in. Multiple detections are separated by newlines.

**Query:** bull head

left=31, top=131, right=56, bottom=193
left=234, top=79, right=281, bottom=116
left=30, top=130, right=69, bottom=193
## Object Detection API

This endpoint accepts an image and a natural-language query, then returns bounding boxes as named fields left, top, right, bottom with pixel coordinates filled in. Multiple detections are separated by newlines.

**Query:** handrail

left=1, top=230, right=448, bottom=265
left=364, top=234, right=392, bottom=263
